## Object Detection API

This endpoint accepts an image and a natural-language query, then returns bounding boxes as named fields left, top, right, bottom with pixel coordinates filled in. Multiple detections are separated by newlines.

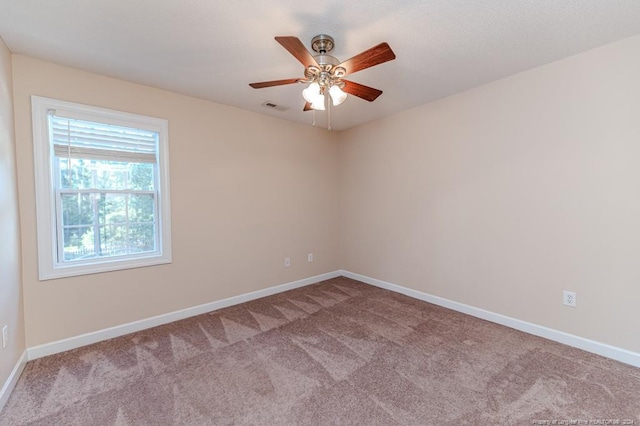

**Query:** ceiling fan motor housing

left=311, top=34, right=340, bottom=69
left=311, top=34, right=335, bottom=54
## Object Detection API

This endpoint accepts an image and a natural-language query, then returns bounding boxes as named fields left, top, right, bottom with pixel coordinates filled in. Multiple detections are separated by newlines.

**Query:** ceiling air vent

left=261, top=101, right=289, bottom=112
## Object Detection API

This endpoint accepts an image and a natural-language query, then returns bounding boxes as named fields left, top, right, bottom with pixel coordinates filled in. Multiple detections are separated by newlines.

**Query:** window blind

left=50, top=114, right=158, bottom=163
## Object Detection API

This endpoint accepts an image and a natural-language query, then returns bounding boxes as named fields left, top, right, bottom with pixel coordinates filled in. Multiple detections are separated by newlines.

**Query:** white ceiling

left=2, top=1, right=640, bottom=131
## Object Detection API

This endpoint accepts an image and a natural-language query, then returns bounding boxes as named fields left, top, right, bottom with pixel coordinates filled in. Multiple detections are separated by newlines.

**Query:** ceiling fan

left=249, top=35, right=396, bottom=112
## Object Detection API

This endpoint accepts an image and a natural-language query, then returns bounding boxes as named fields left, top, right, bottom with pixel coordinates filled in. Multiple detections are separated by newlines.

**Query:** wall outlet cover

left=2, top=325, right=7, bottom=349
left=563, top=290, right=577, bottom=307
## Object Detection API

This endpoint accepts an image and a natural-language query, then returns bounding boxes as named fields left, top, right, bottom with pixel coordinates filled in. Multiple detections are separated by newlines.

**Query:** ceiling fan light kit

left=329, top=85, right=347, bottom=106
left=250, top=34, right=396, bottom=129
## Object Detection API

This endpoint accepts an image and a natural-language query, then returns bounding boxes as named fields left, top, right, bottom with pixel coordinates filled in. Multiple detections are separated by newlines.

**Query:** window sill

left=38, top=253, right=172, bottom=281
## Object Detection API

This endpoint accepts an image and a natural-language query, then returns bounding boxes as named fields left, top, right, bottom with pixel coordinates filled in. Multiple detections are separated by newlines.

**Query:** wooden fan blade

left=303, top=102, right=313, bottom=111
left=342, top=80, right=383, bottom=102
left=249, top=78, right=301, bottom=89
left=275, top=36, right=319, bottom=68
left=337, top=42, right=396, bottom=75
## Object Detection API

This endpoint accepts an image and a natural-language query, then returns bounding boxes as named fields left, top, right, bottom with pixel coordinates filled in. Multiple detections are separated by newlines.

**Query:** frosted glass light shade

left=302, top=82, right=321, bottom=103
left=329, top=85, right=347, bottom=106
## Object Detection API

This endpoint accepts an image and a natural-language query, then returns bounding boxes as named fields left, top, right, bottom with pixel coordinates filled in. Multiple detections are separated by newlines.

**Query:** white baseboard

left=340, top=270, right=640, bottom=368
left=0, top=350, right=27, bottom=413
left=23, top=268, right=640, bottom=369
left=27, top=271, right=341, bottom=360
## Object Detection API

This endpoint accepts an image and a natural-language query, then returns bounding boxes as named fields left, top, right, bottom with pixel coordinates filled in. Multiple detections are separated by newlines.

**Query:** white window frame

left=32, top=96, right=172, bottom=280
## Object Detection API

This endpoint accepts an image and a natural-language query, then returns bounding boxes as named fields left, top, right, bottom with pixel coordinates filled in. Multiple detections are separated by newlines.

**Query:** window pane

left=61, top=225, right=94, bottom=261
left=129, top=224, right=156, bottom=253
left=59, top=191, right=157, bottom=263
left=61, top=193, right=93, bottom=226
left=61, top=223, right=158, bottom=262
left=129, top=163, right=155, bottom=191
left=59, top=158, right=93, bottom=189
left=94, top=162, right=129, bottom=190
left=99, top=224, right=128, bottom=256
left=57, top=158, right=154, bottom=191
left=102, top=193, right=127, bottom=224
left=129, top=194, right=155, bottom=222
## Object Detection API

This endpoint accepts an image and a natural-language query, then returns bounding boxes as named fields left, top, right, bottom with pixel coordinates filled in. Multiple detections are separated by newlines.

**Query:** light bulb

left=302, top=82, right=320, bottom=103
left=329, top=85, right=347, bottom=106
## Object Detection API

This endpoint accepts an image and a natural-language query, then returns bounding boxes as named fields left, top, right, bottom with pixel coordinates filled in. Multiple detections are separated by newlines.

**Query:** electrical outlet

left=2, top=325, right=7, bottom=349
left=308, top=253, right=313, bottom=262
left=563, top=291, right=577, bottom=307
left=284, top=257, right=291, bottom=268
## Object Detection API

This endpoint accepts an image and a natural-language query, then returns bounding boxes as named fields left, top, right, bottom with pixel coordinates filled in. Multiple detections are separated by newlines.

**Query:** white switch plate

left=308, top=253, right=313, bottom=262
left=2, top=325, right=7, bottom=349
left=284, top=257, right=291, bottom=268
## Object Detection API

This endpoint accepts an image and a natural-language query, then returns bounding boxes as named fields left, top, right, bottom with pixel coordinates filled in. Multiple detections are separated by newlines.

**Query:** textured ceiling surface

left=2, top=1, right=640, bottom=131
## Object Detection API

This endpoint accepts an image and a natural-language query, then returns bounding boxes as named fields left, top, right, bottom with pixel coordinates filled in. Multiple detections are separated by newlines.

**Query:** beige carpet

left=1, top=277, right=639, bottom=425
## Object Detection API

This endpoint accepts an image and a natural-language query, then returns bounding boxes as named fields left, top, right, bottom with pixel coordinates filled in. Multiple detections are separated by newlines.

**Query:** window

left=32, top=96, right=172, bottom=280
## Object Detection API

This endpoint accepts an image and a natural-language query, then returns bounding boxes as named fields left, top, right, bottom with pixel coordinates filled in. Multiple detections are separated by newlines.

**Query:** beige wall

left=9, top=33, right=640, bottom=355
left=0, top=40, right=25, bottom=389
left=12, top=55, right=341, bottom=347
left=340, top=34, right=640, bottom=353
